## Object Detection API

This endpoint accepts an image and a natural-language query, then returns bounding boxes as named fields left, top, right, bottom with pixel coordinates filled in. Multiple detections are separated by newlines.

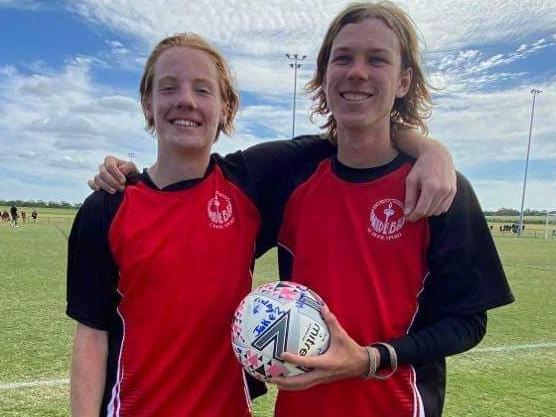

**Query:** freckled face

left=144, top=47, right=226, bottom=154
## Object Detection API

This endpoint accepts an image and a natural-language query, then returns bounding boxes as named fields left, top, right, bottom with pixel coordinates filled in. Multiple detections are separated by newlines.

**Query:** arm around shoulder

left=396, top=130, right=456, bottom=220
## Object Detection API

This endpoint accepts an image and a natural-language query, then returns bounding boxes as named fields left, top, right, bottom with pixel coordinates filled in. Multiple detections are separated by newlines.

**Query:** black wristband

left=373, top=343, right=391, bottom=370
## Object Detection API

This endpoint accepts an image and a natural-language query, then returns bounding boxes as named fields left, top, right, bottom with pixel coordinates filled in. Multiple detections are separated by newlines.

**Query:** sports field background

left=1, top=209, right=555, bottom=416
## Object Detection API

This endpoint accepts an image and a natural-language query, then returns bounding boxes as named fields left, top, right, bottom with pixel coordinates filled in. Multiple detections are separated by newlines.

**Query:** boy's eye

left=333, top=55, right=350, bottom=63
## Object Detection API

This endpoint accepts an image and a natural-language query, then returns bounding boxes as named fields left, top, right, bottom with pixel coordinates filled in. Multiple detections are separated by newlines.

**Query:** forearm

left=396, top=129, right=449, bottom=158
left=71, top=324, right=108, bottom=417
left=378, top=313, right=487, bottom=368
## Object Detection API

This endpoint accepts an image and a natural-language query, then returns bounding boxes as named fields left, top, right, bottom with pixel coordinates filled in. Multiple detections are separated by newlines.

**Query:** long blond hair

left=307, top=1, right=432, bottom=140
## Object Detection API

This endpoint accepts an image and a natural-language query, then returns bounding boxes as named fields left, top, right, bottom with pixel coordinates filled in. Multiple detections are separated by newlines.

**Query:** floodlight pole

left=518, top=89, right=542, bottom=237
left=545, top=210, right=550, bottom=240
left=128, top=152, right=136, bottom=163
left=286, top=53, right=306, bottom=138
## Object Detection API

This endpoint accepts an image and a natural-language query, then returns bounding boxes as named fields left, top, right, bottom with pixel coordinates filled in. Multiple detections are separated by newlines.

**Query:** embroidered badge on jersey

left=368, top=198, right=406, bottom=240
left=207, top=191, right=235, bottom=229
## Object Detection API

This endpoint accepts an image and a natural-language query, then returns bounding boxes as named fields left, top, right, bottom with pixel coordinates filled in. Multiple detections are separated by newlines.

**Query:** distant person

left=10, top=205, right=18, bottom=227
left=1, top=210, right=9, bottom=222
left=31, top=209, right=38, bottom=222
left=21, top=210, right=27, bottom=223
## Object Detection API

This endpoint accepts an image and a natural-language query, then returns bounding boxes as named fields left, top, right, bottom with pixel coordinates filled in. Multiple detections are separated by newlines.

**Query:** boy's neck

left=148, top=150, right=211, bottom=189
left=336, top=123, right=397, bottom=168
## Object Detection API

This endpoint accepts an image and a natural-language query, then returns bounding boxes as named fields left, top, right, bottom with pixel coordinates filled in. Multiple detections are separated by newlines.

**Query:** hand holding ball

left=231, top=281, right=330, bottom=382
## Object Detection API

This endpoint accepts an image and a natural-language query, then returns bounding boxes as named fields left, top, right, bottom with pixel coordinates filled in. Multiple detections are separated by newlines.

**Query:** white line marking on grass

left=3, top=342, right=556, bottom=390
left=0, top=378, right=69, bottom=390
left=469, top=342, right=556, bottom=354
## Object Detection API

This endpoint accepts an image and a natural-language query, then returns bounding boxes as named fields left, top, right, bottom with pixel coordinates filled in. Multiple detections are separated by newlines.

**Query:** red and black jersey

left=68, top=154, right=263, bottom=417
left=275, top=149, right=514, bottom=417
left=66, top=139, right=336, bottom=417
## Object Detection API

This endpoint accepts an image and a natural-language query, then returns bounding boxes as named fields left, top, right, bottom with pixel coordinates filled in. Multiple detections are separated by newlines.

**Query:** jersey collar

left=331, top=152, right=414, bottom=183
left=137, top=156, right=217, bottom=192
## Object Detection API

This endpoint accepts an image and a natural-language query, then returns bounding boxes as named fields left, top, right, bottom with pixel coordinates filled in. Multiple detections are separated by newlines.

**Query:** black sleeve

left=66, top=191, right=122, bottom=330
left=240, top=136, right=336, bottom=256
left=425, top=173, right=514, bottom=315
left=386, top=313, right=486, bottom=367
left=245, top=372, right=268, bottom=399
left=241, top=135, right=335, bottom=199
left=382, top=173, right=513, bottom=366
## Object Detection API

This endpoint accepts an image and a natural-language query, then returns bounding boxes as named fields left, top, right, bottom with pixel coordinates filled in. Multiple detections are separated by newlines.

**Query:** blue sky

left=1, top=0, right=555, bottom=210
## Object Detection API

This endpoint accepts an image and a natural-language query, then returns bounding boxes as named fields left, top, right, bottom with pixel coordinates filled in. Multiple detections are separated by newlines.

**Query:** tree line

left=0, top=199, right=82, bottom=209
left=483, top=208, right=553, bottom=216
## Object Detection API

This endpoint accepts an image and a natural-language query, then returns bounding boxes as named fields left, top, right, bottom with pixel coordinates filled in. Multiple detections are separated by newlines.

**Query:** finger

left=87, top=179, right=100, bottom=191
left=431, top=195, right=447, bottom=216
left=280, top=352, right=323, bottom=369
left=424, top=191, right=445, bottom=217
left=406, top=191, right=433, bottom=222
left=320, top=306, right=344, bottom=338
left=404, top=175, right=419, bottom=217
left=275, top=379, right=318, bottom=391
left=428, top=182, right=455, bottom=216
left=99, top=164, right=124, bottom=190
left=271, top=370, right=327, bottom=391
left=120, top=161, right=140, bottom=176
left=440, top=184, right=457, bottom=213
left=93, top=175, right=117, bottom=194
left=432, top=193, right=453, bottom=216
left=104, top=158, right=127, bottom=185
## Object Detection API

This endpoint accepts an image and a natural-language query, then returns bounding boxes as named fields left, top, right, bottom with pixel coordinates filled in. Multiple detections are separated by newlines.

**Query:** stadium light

left=285, top=53, right=307, bottom=138
left=128, top=152, right=136, bottom=163
left=518, top=89, right=542, bottom=237
left=546, top=210, right=555, bottom=240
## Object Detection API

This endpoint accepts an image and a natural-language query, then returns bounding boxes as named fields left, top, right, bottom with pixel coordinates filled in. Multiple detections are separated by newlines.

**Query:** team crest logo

left=207, top=191, right=235, bottom=229
left=368, top=198, right=405, bottom=240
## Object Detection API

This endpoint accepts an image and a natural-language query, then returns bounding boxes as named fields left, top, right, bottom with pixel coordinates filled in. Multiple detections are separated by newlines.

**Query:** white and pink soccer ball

left=231, top=281, right=330, bottom=382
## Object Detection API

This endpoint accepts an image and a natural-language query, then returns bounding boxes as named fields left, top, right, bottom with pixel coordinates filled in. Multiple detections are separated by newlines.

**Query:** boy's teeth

left=342, top=92, right=371, bottom=101
left=173, top=119, right=199, bottom=127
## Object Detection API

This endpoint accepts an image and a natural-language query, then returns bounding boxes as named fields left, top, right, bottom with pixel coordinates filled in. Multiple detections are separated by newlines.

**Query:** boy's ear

left=396, top=67, right=412, bottom=98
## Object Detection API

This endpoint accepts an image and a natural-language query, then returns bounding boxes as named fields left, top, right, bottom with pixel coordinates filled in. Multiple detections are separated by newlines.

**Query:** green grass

left=0, top=220, right=74, bottom=416
left=441, top=237, right=556, bottom=416
left=1, top=212, right=555, bottom=416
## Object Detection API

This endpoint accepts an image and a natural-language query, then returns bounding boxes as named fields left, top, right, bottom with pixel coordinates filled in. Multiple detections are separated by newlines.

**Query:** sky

left=0, top=0, right=555, bottom=210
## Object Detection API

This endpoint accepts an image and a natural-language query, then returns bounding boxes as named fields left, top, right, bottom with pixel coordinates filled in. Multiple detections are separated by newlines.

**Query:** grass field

left=1, top=213, right=555, bottom=416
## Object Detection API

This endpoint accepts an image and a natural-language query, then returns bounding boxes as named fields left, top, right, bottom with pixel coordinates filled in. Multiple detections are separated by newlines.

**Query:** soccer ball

left=231, top=281, right=330, bottom=382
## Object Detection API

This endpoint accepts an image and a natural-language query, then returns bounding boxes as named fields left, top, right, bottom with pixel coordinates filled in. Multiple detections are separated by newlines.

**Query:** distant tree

left=0, top=199, right=81, bottom=209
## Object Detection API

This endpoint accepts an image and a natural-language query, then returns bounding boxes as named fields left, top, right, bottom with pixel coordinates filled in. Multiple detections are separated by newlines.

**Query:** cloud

left=71, top=0, right=556, bottom=56
left=2, top=0, right=555, bottom=209
left=430, top=78, right=556, bottom=165
left=428, top=37, right=556, bottom=93
left=98, top=39, right=147, bottom=70
left=0, top=0, right=41, bottom=10
left=73, top=95, right=139, bottom=114
left=406, top=0, right=556, bottom=50
left=473, top=179, right=556, bottom=211
left=0, top=57, right=152, bottom=202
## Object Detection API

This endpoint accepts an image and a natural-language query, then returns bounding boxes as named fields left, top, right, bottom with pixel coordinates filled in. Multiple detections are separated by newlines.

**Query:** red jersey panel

left=106, top=165, right=258, bottom=417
